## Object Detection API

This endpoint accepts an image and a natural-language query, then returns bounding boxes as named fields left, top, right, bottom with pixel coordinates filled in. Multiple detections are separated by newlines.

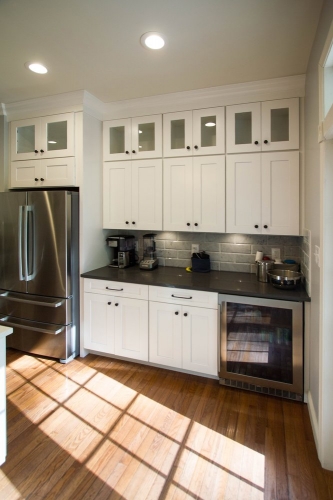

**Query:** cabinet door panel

left=84, top=293, right=115, bottom=353
left=41, top=157, right=75, bottom=186
left=182, top=306, right=218, bottom=376
left=193, top=155, right=225, bottom=233
left=11, top=118, right=41, bottom=161
left=131, top=115, right=162, bottom=159
left=149, top=301, right=182, bottom=368
left=163, top=158, right=193, bottom=231
left=114, top=297, right=148, bottom=361
left=261, top=98, right=299, bottom=151
left=40, top=113, right=74, bottom=158
left=261, top=152, right=299, bottom=235
left=226, top=154, right=261, bottom=234
left=103, top=161, right=132, bottom=229
left=226, top=103, right=261, bottom=153
left=10, top=160, right=41, bottom=188
left=163, top=111, right=192, bottom=157
left=103, top=118, right=131, bottom=161
left=131, top=159, right=162, bottom=230
left=193, top=107, right=225, bottom=155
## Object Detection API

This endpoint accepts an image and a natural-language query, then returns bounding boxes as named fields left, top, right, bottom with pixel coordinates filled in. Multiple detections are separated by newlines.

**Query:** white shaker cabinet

left=149, top=287, right=218, bottom=376
left=11, top=157, right=75, bottom=188
left=83, top=280, right=149, bottom=362
left=103, top=114, right=162, bottom=161
left=11, top=113, right=75, bottom=161
left=226, top=151, right=299, bottom=235
left=163, top=107, right=225, bottom=157
left=103, top=159, right=162, bottom=230
left=163, top=155, right=225, bottom=233
left=226, top=98, right=299, bottom=153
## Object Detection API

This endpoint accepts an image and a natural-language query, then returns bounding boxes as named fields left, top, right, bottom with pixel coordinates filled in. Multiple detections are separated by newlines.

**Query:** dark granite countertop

left=81, top=265, right=310, bottom=302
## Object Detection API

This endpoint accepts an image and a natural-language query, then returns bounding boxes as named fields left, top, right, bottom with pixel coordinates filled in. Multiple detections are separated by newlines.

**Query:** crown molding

left=2, top=74, right=306, bottom=122
left=102, top=74, right=306, bottom=119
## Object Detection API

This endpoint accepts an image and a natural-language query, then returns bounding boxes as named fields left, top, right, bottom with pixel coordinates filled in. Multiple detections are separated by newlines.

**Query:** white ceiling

left=0, top=0, right=323, bottom=105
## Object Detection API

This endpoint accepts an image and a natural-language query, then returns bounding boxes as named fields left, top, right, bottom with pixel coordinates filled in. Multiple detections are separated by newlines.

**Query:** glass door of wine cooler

left=219, top=294, right=303, bottom=400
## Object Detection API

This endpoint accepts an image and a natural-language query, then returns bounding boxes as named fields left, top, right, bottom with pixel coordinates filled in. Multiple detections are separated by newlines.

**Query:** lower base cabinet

left=149, top=301, right=218, bottom=376
left=84, top=292, right=148, bottom=362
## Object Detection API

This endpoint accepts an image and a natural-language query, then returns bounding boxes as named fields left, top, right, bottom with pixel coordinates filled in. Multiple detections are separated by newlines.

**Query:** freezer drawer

left=0, top=289, right=72, bottom=324
left=1, top=315, right=75, bottom=361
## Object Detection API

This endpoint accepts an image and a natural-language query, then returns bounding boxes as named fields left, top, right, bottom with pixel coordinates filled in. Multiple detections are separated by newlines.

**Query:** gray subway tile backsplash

left=107, top=229, right=302, bottom=273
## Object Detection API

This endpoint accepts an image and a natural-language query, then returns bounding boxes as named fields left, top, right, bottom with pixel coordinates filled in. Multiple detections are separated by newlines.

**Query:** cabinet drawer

left=149, top=286, right=218, bottom=309
left=84, top=279, right=148, bottom=300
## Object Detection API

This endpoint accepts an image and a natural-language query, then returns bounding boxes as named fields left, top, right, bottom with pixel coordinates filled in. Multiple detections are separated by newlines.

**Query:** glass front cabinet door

left=163, top=107, right=225, bottom=157
left=11, top=113, right=75, bottom=161
left=103, top=115, right=162, bottom=161
left=226, top=98, right=299, bottom=153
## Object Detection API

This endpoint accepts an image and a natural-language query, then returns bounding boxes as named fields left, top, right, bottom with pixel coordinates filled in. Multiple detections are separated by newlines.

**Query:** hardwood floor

left=1, top=349, right=332, bottom=500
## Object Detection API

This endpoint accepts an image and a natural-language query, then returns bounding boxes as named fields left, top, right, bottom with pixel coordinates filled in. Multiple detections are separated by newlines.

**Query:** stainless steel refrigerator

left=0, top=190, right=79, bottom=362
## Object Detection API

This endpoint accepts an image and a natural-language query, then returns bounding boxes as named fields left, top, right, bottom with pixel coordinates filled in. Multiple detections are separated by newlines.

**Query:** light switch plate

left=191, top=244, right=199, bottom=253
left=272, top=248, right=281, bottom=261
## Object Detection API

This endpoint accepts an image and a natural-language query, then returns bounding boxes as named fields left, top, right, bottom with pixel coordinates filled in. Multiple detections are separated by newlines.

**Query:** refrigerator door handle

left=18, top=205, right=25, bottom=281
left=0, top=291, right=65, bottom=308
left=0, top=316, right=66, bottom=335
left=25, top=205, right=35, bottom=281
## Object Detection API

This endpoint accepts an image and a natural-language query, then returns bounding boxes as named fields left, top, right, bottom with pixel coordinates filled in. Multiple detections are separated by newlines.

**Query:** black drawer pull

left=106, top=287, right=124, bottom=291
left=171, top=294, right=192, bottom=299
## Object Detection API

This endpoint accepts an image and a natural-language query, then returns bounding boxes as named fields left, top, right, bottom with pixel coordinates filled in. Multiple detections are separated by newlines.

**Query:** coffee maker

left=106, top=235, right=136, bottom=268
left=139, top=233, right=158, bottom=270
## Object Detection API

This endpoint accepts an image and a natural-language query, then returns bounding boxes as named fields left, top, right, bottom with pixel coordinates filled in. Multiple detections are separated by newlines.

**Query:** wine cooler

left=219, top=294, right=303, bottom=401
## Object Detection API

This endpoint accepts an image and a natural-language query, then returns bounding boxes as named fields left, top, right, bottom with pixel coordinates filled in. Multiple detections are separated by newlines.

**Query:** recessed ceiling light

left=205, top=122, right=216, bottom=127
left=25, top=62, right=48, bottom=74
left=140, top=32, right=165, bottom=50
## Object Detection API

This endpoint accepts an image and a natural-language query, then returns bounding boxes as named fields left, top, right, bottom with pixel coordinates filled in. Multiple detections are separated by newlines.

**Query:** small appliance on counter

left=106, top=235, right=136, bottom=269
left=139, top=233, right=158, bottom=270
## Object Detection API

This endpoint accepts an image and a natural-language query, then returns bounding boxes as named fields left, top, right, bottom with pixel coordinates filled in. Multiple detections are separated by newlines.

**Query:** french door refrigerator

left=0, top=190, right=79, bottom=362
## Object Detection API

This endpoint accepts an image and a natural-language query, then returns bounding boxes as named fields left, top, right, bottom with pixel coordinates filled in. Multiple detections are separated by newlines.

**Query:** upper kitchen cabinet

left=163, top=155, right=225, bottom=233
left=11, top=113, right=75, bottom=161
left=226, top=151, right=299, bottom=235
left=226, top=98, right=299, bottom=153
left=103, top=114, right=162, bottom=161
left=103, top=159, right=162, bottom=230
left=163, top=107, right=225, bottom=157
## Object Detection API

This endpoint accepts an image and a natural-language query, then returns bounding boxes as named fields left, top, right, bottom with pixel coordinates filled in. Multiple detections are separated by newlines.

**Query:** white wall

left=304, top=0, right=333, bottom=469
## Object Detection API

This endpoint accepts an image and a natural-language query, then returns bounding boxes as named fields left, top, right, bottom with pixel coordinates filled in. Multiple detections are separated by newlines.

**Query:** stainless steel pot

left=267, top=269, right=303, bottom=289
left=256, top=260, right=274, bottom=282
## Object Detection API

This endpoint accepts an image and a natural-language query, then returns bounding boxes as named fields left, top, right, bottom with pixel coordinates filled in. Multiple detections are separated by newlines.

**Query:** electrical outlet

left=191, top=243, right=199, bottom=254
left=271, top=248, right=281, bottom=261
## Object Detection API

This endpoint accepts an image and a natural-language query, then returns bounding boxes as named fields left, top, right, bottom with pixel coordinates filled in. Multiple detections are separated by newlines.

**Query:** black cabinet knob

left=40, top=149, right=44, bottom=153
left=186, top=146, right=191, bottom=150
left=254, top=225, right=259, bottom=228
left=186, top=223, right=190, bottom=226
left=34, top=150, right=38, bottom=154
left=264, top=140, right=268, bottom=144
left=125, top=221, right=129, bottom=225
left=254, top=141, right=259, bottom=145
left=132, top=221, right=136, bottom=225
left=40, top=178, right=44, bottom=181
left=132, top=150, right=136, bottom=154
left=125, top=150, right=130, bottom=154
left=264, top=225, right=268, bottom=229
left=194, top=145, right=198, bottom=150
left=34, top=178, right=38, bottom=181
left=115, top=303, right=119, bottom=306
left=175, top=311, right=179, bottom=315
left=108, top=302, right=111, bottom=305
left=184, top=313, right=188, bottom=317
left=194, top=223, right=198, bottom=227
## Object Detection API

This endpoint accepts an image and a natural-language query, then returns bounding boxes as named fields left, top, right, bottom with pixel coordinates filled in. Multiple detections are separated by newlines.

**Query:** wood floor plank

left=1, top=351, right=333, bottom=500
